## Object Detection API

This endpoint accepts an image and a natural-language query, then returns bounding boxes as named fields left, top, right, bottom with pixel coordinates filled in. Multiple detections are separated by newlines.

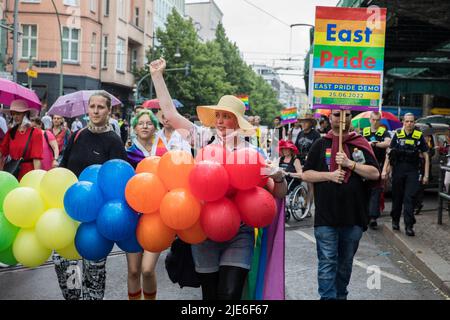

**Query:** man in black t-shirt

left=362, top=112, right=391, bottom=230
left=302, top=110, right=380, bottom=300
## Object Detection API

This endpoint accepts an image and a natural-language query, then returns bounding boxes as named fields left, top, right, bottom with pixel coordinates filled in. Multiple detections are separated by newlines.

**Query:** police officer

left=382, top=113, right=429, bottom=236
left=363, top=112, right=391, bottom=230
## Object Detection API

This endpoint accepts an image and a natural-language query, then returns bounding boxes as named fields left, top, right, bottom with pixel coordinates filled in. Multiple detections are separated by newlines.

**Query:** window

left=102, top=35, right=108, bottom=68
left=90, top=33, right=97, bottom=67
left=90, top=0, right=97, bottom=12
left=118, top=0, right=126, bottom=20
left=116, top=38, right=125, bottom=72
left=21, top=25, right=37, bottom=59
left=63, top=0, right=79, bottom=6
left=103, top=0, right=110, bottom=16
left=62, top=27, right=80, bottom=63
left=135, top=7, right=139, bottom=27
left=130, top=48, right=138, bottom=72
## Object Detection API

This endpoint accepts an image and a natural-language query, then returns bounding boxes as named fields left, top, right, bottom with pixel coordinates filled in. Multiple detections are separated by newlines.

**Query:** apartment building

left=154, top=0, right=184, bottom=35
left=3, top=0, right=154, bottom=110
left=185, top=0, right=222, bottom=42
left=0, top=0, right=8, bottom=75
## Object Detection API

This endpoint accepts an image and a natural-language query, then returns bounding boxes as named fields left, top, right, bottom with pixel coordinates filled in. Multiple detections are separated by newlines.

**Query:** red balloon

left=226, top=185, right=237, bottom=198
left=234, top=187, right=277, bottom=228
left=200, top=198, right=241, bottom=242
left=189, top=161, right=229, bottom=202
left=195, top=145, right=227, bottom=165
left=258, top=176, right=269, bottom=187
left=225, top=148, right=266, bottom=190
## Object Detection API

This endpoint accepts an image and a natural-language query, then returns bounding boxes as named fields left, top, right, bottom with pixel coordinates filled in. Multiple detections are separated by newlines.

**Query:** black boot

left=405, top=226, right=415, bottom=237
left=392, top=221, right=400, bottom=231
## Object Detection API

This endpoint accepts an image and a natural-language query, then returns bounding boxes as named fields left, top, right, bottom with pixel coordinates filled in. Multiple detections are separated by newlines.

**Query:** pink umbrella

left=48, top=90, right=122, bottom=118
left=0, top=78, right=41, bottom=111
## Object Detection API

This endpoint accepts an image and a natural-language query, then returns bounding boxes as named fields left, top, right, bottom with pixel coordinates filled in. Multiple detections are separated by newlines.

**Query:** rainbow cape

left=243, top=199, right=285, bottom=300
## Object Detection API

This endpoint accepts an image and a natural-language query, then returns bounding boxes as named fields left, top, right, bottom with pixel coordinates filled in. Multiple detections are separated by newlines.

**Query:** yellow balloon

left=13, top=229, right=52, bottom=268
left=3, top=187, right=45, bottom=228
left=35, top=208, right=77, bottom=250
left=40, top=168, right=78, bottom=209
left=19, top=170, right=46, bottom=192
left=57, top=241, right=81, bottom=260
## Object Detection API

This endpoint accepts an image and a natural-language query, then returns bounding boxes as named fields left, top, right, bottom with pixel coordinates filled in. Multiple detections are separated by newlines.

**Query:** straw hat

left=297, top=111, right=317, bottom=127
left=278, top=140, right=299, bottom=155
left=196, top=95, right=254, bottom=131
left=0, top=100, right=38, bottom=118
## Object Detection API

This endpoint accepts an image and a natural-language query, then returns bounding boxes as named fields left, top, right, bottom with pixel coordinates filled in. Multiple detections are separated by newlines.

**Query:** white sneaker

left=0, top=262, right=9, bottom=268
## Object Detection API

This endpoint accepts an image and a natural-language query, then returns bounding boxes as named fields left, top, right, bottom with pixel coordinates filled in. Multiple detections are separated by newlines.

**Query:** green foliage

left=136, top=9, right=283, bottom=124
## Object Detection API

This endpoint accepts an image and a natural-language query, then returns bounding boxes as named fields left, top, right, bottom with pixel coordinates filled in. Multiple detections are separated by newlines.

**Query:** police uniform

left=363, top=127, right=390, bottom=226
left=389, top=128, right=429, bottom=231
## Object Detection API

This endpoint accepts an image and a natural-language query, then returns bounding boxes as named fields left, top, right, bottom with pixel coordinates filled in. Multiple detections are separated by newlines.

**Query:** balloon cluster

left=192, top=145, right=277, bottom=242
left=64, top=160, right=141, bottom=261
left=0, top=169, right=79, bottom=268
left=125, top=152, right=204, bottom=253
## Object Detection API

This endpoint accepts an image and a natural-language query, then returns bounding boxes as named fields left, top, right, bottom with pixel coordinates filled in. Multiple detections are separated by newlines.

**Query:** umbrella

left=0, top=78, right=41, bottom=111
left=142, top=99, right=183, bottom=109
left=313, top=109, right=331, bottom=119
left=351, top=111, right=402, bottom=131
left=48, top=90, right=122, bottom=118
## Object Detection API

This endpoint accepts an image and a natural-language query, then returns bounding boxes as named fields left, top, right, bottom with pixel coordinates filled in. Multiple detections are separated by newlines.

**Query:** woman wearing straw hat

left=150, top=58, right=287, bottom=300
left=0, top=100, right=43, bottom=180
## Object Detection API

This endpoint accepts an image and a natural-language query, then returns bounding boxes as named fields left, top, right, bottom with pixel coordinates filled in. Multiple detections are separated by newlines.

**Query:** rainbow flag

left=243, top=199, right=285, bottom=300
left=238, top=95, right=250, bottom=111
left=312, top=6, right=387, bottom=111
left=280, top=108, right=298, bottom=125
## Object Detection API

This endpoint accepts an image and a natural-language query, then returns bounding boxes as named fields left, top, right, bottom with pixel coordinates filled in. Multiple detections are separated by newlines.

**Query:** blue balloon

left=96, top=200, right=139, bottom=242
left=97, top=160, right=135, bottom=201
left=116, top=230, right=143, bottom=254
left=79, top=165, right=102, bottom=184
left=75, top=222, right=114, bottom=261
left=64, top=181, right=104, bottom=223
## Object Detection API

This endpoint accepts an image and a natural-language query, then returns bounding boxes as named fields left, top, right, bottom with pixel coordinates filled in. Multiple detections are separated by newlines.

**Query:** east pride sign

left=312, top=6, right=387, bottom=111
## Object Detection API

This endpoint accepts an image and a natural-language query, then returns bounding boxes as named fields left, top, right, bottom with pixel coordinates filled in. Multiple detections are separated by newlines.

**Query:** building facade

left=185, top=0, right=222, bottom=42
left=0, top=0, right=7, bottom=75
left=3, top=0, right=154, bottom=113
left=154, top=0, right=184, bottom=35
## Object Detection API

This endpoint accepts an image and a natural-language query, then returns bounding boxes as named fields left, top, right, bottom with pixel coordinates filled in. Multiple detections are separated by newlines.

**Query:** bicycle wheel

left=290, top=185, right=309, bottom=221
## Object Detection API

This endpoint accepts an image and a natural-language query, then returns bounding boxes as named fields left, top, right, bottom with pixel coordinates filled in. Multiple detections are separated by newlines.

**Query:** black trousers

left=391, top=166, right=419, bottom=228
left=197, top=266, right=249, bottom=300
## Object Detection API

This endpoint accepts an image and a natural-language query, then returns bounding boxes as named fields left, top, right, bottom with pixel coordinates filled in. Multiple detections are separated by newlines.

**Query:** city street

left=0, top=193, right=447, bottom=300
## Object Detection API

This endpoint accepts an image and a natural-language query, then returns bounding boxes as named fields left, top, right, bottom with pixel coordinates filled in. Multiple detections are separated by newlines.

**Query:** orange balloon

left=158, top=151, right=194, bottom=190
left=136, top=156, right=161, bottom=174
left=136, top=213, right=176, bottom=253
left=160, top=188, right=201, bottom=230
left=177, top=220, right=207, bottom=244
left=125, top=173, right=167, bottom=214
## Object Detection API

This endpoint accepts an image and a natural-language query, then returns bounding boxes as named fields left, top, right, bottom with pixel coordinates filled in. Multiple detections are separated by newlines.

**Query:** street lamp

left=50, top=0, right=64, bottom=96
left=290, top=23, right=315, bottom=48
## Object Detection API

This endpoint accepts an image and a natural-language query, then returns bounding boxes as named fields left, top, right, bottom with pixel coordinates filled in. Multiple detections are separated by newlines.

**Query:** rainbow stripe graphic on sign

left=280, top=108, right=298, bottom=125
left=238, top=95, right=250, bottom=111
left=312, top=6, right=387, bottom=111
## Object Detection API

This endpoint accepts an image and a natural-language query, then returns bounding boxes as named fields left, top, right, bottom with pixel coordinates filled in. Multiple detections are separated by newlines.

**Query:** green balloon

left=0, top=245, right=18, bottom=266
left=0, top=212, right=19, bottom=251
left=0, top=172, right=19, bottom=212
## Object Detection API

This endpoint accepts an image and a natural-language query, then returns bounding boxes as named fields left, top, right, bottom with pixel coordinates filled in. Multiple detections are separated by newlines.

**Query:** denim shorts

left=191, top=225, right=255, bottom=273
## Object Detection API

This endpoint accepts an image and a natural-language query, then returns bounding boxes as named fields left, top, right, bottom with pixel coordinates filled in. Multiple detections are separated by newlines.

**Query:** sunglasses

left=332, top=113, right=351, bottom=118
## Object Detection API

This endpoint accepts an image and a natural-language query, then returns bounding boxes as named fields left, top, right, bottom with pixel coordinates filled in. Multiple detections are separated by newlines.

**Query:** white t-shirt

left=151, top=128, right=192, bottom=155
left=109, top=118, right=121, bottom=137
left=290, top=127, right=302, bottom=143
left=41, top=115, right=52, bottom=130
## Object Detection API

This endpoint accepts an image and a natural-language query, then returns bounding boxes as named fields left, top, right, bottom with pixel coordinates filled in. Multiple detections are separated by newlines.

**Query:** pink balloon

left=234, top=187, right=277, bottom=228
left=200, top=198, right=241, bottom=242
left=189, top=161, right=230, bottom=202
left=225, top=148, right=266, bottom=190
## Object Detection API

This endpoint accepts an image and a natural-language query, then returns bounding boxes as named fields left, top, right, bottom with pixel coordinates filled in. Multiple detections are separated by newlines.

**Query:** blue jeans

left=369, top=187, right=383, bottom=219
left=314, top=226, right=363, bottom=300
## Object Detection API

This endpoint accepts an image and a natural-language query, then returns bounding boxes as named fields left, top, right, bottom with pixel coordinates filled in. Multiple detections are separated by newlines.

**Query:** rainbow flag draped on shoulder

left=243, top=199, right=285, bottom=300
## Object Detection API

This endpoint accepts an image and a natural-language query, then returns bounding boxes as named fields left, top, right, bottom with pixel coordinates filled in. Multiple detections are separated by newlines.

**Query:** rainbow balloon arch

left=0, top=147, right=278, bottom=268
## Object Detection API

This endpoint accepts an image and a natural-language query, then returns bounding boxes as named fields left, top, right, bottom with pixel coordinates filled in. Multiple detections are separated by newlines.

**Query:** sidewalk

left=378, top=195, right=450, bottom=296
